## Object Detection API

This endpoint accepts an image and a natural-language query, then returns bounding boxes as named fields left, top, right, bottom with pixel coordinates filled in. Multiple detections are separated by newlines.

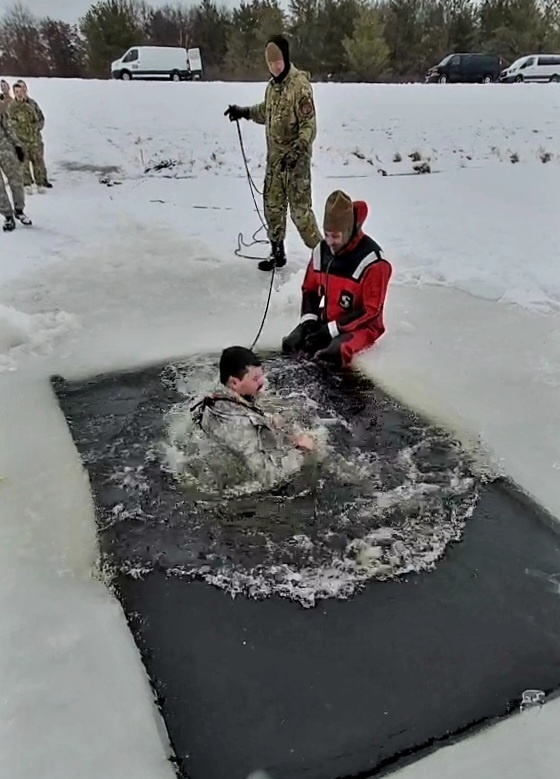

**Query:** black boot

left=258, top=240, right=286, bottom=272
left=3, top=215, right=16, bottom=232
left=15, top=209, right=32, bottom=226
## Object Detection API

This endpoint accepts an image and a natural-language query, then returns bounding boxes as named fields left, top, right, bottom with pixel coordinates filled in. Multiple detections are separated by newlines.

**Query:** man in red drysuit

left=282, top=189, right=392, bottom=367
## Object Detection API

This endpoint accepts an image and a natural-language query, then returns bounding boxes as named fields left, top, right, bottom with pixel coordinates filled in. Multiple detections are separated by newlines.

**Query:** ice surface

left=0, top=77, right=559, bottom=777
left=391, top=698, right=560, bottom=779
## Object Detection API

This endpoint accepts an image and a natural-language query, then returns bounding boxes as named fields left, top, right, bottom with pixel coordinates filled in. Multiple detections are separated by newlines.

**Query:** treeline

left=1, top=0, right=560, bottom=82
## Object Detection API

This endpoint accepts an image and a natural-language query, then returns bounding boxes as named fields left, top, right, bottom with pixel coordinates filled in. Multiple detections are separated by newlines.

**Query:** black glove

left=303, top=323, right=332, bottom=355
left=280, top=142, right=308, bottom=172
left=282, top=320, right=320, bottom=354
left=224, top=104, right=249, bottom=122
left=15, top=145, right=24, bottom=163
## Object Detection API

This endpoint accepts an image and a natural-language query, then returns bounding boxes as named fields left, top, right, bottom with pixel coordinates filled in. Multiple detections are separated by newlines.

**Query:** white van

left=499, top=54, right=560, bottom=83
left=111, top=46, right=203, bottom=81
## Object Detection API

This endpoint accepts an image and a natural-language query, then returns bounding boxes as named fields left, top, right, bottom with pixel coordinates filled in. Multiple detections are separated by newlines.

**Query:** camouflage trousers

left=22, top=137, right=48, bottom=187
left=263, top=152, right=322, bottom=249
left=0, top=147, right=24, bottom=217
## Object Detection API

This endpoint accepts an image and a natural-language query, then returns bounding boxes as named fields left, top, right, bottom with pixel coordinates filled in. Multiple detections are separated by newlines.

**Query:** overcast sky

left=0, top=0, right=238, bottom=23
left=0, top=0, right=102, bottom=21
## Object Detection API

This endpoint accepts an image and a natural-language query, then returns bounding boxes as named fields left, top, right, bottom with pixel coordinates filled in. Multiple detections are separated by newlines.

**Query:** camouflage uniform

left=245, top=65, right=322, bottom=251
left=0, top=110, right=25, bottom=218
left=8, top=97, right=48, bottom=187
left=0, top=94, right=13, bottom=112
left=246, top=65, right=321, bottom=250
left=191, top=388, right=304, bottom=489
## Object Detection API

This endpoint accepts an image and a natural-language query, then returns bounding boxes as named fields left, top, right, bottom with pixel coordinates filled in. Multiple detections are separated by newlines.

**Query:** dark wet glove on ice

left=282, top=320, right=320, bottom=354
left=304, top=324, right=332, bottom=355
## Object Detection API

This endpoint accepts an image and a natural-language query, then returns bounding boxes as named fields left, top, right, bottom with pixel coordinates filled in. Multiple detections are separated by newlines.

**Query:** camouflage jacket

left=247, top=66, right=316, bottom=157
left=8, top=98, right=44, bottom=143
left=0, top=109, right=21, bottom=155
left=0, top=94, right=13, bottom=112
left=191, top=388, right=304, bottom=488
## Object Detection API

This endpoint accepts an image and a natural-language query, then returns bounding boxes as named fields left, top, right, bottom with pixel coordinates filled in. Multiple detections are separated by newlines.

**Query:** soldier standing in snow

left=9, top=81, right=51, bottom=193
left=0, top=79, right=12, bottom=108
left=225, top=35, right=322, bottom=272
left=0, top=108, right=32, bottom=232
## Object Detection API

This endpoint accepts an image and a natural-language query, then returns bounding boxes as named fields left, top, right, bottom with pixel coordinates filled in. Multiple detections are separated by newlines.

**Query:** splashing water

left=93, top=355, right=483, bottom=607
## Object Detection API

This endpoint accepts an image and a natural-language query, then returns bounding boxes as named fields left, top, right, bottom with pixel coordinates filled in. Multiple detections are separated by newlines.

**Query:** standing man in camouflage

left=0, top=106, right=32, bottom=232
left=9, top=81, right=51, bottom=193
left=225, top=35, right=322, bottom=272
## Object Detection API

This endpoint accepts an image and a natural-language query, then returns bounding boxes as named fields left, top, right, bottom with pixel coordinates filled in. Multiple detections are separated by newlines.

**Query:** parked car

left=499, top=54, right=560, bottom=83
left=425, top=53, right=503, bottom=84
left=111, top=46, right=203, bottom=81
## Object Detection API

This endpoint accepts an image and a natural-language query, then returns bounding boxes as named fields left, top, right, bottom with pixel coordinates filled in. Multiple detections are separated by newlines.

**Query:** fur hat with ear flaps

left=323, top=190, right=355, bottom=245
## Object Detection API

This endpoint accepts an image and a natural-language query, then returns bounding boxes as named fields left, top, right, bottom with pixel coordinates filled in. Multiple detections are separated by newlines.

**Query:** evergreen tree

left=40, top=18, right=86, bottom=77
left=0, top=2, right=49, bottom=76
left=80, top=0, right=145, bottom=78
left=343, top=2, right=390, bottom=80
left=225, top=0, right=285, bottom=79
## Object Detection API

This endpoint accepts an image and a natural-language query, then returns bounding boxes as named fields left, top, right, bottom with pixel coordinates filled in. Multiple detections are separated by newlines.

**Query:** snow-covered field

left=1, top=78, right=560, bottom=778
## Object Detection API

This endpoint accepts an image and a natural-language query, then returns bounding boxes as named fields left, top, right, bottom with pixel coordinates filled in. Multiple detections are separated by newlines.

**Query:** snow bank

left=0, top=569, right=174, bottom=779
left=25, top=78, right=560, bottom=181
left=0, top=376, right=175, bottom=779
left=0, top=303, right=79, bottom=372
left=359, top=284, right=560, bottom=520
left=13, top=78, right=560, bottom=313
left=391, top=700, right=559, bottom=779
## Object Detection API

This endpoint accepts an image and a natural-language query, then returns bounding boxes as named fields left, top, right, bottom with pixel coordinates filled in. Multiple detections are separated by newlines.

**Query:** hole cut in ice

left=53, top=354, right=482, bottom=607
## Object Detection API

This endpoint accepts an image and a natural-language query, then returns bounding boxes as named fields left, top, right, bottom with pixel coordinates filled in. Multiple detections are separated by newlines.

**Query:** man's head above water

left=219, top=346, right=265, bottom=399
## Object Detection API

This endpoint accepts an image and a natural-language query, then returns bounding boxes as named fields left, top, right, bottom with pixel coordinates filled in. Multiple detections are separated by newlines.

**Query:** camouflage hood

left=297, top=67, right=312, bottom=81
left=277, top=64, right=311, bottom=86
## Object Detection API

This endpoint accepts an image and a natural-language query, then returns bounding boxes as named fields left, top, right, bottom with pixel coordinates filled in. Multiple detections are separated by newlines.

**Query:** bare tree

left=0, top=2, right=50, bottom=76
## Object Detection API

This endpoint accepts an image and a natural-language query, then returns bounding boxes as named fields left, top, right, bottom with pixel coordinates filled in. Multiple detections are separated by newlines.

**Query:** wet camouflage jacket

left=191, top=388, right=304, bottom=488
left=248, top=66, right=316, bottom=158
left=8, top=98, right=44, bottom=143
left=0, top=109, right=21, bottom=155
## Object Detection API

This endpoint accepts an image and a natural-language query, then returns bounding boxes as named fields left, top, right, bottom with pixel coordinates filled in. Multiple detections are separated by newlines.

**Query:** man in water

left=191, top=346, right=315, bottom=486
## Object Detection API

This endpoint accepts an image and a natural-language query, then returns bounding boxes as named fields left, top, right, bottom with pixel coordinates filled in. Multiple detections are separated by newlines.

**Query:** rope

left=234, top=119, right=270, bottom=261
left=234, top=118, right=277, bottom=351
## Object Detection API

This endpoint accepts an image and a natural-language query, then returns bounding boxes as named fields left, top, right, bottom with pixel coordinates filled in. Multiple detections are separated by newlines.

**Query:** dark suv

left=425, top=53, right=503, bottom=84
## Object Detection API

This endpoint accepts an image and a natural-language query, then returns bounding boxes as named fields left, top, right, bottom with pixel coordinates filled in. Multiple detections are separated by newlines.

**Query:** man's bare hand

left=269, top=414, right=284, bottom=430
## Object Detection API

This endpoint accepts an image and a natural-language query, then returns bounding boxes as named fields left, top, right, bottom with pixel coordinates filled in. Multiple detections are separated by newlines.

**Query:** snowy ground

left=1, top=78, right=560, bottom=777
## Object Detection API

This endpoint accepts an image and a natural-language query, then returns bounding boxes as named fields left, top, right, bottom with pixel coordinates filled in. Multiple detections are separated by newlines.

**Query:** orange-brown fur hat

left=323, top=190, right=355, bottom=243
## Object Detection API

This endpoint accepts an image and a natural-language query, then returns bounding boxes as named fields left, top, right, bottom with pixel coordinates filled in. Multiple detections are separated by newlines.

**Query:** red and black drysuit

left=282, top=201, right=392, bottom=367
